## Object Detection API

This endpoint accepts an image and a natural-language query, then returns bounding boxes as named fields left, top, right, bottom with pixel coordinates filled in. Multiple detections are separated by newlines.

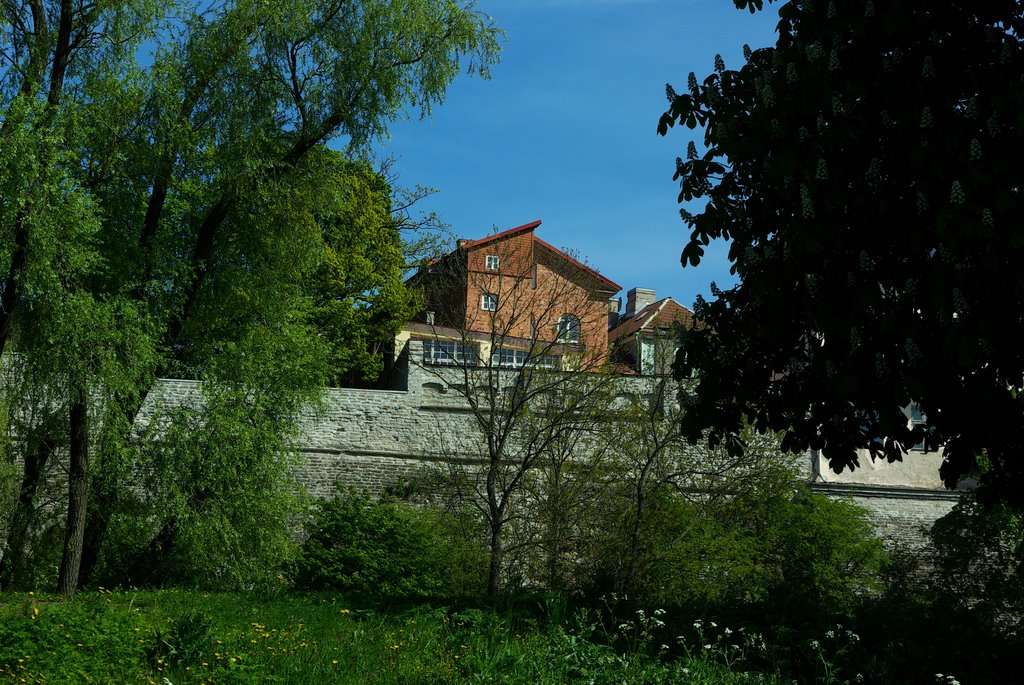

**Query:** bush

left=296, top=488, right=487, bottom=597
left=587, top=486, right=886, bottom=616
left=745, top=489, right=887, bottom=617
left=929, top=495, right=1024, bottom=630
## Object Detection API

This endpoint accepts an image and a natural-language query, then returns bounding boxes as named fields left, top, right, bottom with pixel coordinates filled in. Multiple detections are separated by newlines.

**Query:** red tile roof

left=609, top=298, right=694, bottom=342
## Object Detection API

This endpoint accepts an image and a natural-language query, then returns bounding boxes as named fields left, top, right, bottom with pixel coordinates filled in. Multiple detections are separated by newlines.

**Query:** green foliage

left=741, top=490, right=886, bottom=617
left=147, top=610, right=214, bottom=672
left=96, top=381, right=317, bottom=590
left=6, top=588, right=1024, bottom=684
left=1, top=0, right=501, bottom=591
left=660, top=1, right=1024, bottom=503
left=929, top=495, right=1024, bottom=628
left=0, top=593, right=142, bottom=683
left=589, top=484, right=885, bottom=615
left=297, top=489, right=488, bottom=597
left=300, top=154, right=419, bottom=385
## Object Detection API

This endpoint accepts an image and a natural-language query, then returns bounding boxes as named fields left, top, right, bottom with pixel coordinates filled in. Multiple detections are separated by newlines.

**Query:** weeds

left=0, top=591, right=993, bottom=684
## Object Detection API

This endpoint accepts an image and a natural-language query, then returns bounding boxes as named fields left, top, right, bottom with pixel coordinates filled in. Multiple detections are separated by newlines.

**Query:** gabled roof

left=462, top=219, right=542, bottom=249
left=461, top=219, right=621, bottom=293
left=609, top=298, right=694, bottom=343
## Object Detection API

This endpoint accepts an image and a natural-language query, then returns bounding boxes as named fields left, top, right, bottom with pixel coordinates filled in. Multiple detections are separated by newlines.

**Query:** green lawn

left=0, top=590, right=781, bottom=684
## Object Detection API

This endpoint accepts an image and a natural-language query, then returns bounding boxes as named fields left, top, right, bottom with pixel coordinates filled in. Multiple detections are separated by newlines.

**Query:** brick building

left=400, top=220, right=621, bottom=370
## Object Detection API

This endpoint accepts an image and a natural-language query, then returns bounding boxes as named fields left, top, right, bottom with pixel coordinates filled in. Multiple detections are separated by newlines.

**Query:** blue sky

left=375, top=0, right=780, bottom=310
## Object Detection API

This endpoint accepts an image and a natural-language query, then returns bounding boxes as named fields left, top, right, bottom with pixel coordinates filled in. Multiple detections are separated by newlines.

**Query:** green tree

left=658, top=0, right=1024, bottom=504
left=589, top=379, right=807, bottom=605
left=301, top=157, right=419, bottom=386
left=0, top=0, right=501, bottom=592
left=417, top=247, right=617, bottom=595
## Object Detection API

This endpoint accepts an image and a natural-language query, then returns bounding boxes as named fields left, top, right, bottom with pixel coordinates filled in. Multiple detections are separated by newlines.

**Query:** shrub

left=296, top=488, right=487, bottom=597
left=745, top=489, right=887, bottom=617
left=587, top=486, right=886, bottom=616
left=929, top=495, right=1024, bottom=630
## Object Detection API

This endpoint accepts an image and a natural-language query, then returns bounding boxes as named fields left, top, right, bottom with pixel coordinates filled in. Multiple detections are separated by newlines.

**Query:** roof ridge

left=533, top=237, right=622, bottom=292
left=461, top=219, right=542, bottom=249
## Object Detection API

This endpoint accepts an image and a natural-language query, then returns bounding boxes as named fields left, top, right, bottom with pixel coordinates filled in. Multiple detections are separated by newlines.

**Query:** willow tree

left=0, top=0, right=501, bottom=592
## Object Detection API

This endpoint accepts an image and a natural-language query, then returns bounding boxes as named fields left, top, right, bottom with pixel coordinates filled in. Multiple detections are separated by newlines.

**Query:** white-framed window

left=423, top=339, right=479, bottom=366
left=908, top=402, right=927, bottom=451
left=557, top=314, right=581, bottom=344
left=485, top=255, right=500, bottom=271
left=491, top=346, right=559, bottom=369
left=481, top=293, right=498, bottom=311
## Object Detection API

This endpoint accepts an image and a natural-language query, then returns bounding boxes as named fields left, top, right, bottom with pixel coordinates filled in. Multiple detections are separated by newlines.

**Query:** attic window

left=481, top=293, right=498, bottom=311
left=557, top=314, right=580, bottom=344
left=486, top=255, right=500, bottom=271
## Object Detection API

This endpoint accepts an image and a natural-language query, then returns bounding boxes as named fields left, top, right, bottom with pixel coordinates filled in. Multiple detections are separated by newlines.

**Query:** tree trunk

left=0, top=216, right=29, bottom=357
left=0, top=439, right=55, bottom=589
left=57, top=399, right=88, bottom=595
left=76, top=476, right=113, bottom=588
left=487, top=522, right=503, bottom=596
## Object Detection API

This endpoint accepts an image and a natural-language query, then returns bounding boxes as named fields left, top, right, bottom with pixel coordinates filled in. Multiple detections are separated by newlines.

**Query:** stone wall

left=137, top=340, right=963, bottom=545
left=810, top=482, right=961, bottom=550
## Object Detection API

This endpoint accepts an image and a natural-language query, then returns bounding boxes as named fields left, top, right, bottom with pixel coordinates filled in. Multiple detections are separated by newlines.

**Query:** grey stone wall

left=138, top=340, right=960, bottom=544
left=810, top=482, right=961, bottom=550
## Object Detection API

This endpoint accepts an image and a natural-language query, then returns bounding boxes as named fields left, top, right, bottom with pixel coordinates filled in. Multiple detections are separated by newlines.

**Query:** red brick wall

left=462, top=234, right=611, bottom=362
left=534, top=249, right=610, bottom=360
left=464, top=232, right=536, bottom=339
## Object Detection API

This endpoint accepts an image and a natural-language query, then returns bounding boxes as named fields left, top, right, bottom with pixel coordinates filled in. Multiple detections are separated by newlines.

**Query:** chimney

left=625, top=288, right=656, bottom=319
left=608, top=297, right=622, bottom=328
left=456, top=238, right=468, bottom=249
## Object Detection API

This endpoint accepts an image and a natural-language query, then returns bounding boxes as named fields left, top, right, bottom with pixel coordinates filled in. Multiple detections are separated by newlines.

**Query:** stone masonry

left=137, top=340, right=963, bottom=549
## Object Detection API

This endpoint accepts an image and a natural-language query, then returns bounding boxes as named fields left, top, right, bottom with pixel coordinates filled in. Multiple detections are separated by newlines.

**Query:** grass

left=0, top=590, right=786, bottom=684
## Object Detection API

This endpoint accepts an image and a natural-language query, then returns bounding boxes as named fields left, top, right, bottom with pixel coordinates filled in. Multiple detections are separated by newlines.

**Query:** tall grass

left=0, top=590, right=787, bottom=684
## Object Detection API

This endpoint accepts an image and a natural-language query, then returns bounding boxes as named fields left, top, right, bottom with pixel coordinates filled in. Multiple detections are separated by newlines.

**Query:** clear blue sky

left=374, top=0, right=780, bottom=310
